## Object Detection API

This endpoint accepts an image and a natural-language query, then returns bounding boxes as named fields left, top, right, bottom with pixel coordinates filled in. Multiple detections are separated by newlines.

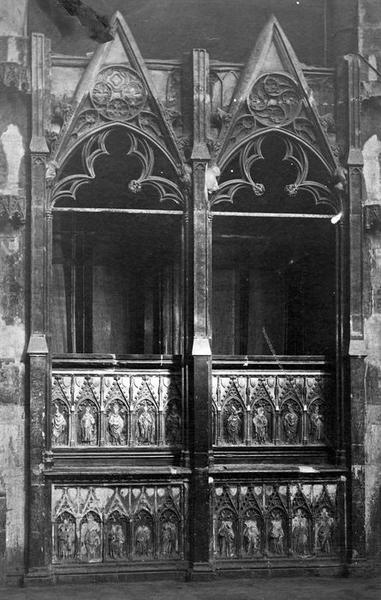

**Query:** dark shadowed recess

left=29, top=0, right=331, bottom=65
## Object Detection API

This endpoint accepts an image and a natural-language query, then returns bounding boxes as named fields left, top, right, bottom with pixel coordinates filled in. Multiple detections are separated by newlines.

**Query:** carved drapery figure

left=310, top=404, right=324, bottom=443
left=269, top=512, right=285, bottom=554
left=291, top=509, right=309, bottom=555
left=316, top=508, right=334, bottom=554
left=57, top=516, right=75, bottom=560
left=80, top=405, right=96, bottom=444
left=283, top=402, right=299, bottom=443
left=225, top=405, right=242, bottom=444
left=217, top=519, right=235, bottom=557
left=137, top=401, right=155, bottom=444
left=108, top=522, right=126, bottom=559
left=161, top=520, right=178, bottom=557
left=253, top=405, right=268, bottom=444
left=243, top=519, right=260, bottom=555
left=135, top=523, right=152, bottom=556
left=108, top=403, right=125, bottom=445
left=81, top=513, right=101, bottom=561
left=52, top=404, right=67, bottom=445
left=165, top=402, right=181, bottom=445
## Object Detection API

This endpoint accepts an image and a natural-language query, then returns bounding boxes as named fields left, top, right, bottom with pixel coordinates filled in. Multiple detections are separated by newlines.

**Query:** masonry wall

left=359, top=0, right=381, bottom=565
left=0, top=0, right=28, bottom=584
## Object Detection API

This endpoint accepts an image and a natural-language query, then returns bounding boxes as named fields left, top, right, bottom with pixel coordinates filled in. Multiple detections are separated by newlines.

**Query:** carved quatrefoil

left=90, top=66, right=147, bottom=121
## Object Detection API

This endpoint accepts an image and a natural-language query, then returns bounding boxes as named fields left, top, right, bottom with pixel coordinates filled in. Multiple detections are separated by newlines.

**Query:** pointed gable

left=214, top=16, right=337, bottom=170
left=52, top=11, right=183, bottom=171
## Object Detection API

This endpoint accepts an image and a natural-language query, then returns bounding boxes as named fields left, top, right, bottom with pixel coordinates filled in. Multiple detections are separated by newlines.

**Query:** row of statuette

left=51, top=373, right=182, bottom=447
left=212, top=481, right=341, bottom=559
left=52, top=485, right=187, bottom=563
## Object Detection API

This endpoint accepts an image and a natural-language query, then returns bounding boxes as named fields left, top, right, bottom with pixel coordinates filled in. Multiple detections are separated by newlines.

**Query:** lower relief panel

left=52, top=483, right=188, bottom=565
left=211, top=479, right=345, bottom=563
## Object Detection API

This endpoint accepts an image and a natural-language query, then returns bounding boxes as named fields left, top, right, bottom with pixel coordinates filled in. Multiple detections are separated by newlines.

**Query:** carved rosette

left=52, top=484, right=187, bottom=563
left=212, top=481, right=341, bottom=560
left=90, top=66, right=147, bottom=121
left=248, top=73, right=302, bottom=127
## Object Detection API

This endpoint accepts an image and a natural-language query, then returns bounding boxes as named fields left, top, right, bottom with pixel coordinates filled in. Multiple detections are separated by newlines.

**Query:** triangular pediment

left=52, top=11, right=183, bottom=170
left=214, top=16, right=337, bottom=169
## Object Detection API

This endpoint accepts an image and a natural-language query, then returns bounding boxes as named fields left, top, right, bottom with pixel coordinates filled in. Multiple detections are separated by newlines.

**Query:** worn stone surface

left=362, top=98, right=381, bottom=562
left=1, top=577, right=381, bottom=600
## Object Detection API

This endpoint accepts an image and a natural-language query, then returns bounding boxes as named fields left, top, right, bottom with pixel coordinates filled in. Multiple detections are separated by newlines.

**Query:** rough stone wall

left=0, top=1, right=28, bottom=584
left=359, top=0, right=381, bottom=565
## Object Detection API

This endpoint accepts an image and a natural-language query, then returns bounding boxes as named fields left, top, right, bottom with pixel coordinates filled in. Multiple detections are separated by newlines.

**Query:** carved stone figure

left=161, top=520, right=178, bottom=557
left=165, top=402, right=181, bottom=445
left=52, top=404, right=67, bottom=445
left=81, top=513, right=101, bottom=561
left=316, top=507, right=334, bottom=554
left=217, top=519, right=235, bottom=557
left=108, top=403, right=125, bottom=445
left=108, top=522, right=126, bottom=559
left=310, top=404, right=324, bottom=443
left=243, top=519, right=260, bottom=555
left=80, top=405, right=96, bottom=445
left=283, top=402, right=299, bottom=443
left=135, top=523, right=152, bottom=556
left=269, top=512, right=285, bottom=555
left=225, top=405, right=242, bottom=444
left=137, top=401, right=155, bottom=444
left=292, top=509, right=309, bottom=555
left=57, top=516, right=75, bottom=560
left=253, top=405, right=268, bottom=444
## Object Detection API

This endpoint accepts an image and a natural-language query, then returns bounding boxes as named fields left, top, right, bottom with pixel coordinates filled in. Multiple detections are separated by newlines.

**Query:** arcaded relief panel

left=212, top=480, right=342, bottom=560
left=51, top=372, right=182, bottom=449
left=212, top=373, right=332, bottom=447
left=52, top=483, right=187, bottom=564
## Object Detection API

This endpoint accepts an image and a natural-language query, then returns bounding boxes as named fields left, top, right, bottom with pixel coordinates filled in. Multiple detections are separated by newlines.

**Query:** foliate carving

left=211, top=481, right=341, bottom=560
left=248, top=73, right=302, bottom=127
left=52, top=484, right=187, bottom=564
left=90, top=66, right=147, bottom=121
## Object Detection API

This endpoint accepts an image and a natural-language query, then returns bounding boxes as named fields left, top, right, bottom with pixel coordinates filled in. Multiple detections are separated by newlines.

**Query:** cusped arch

left=50, top=124, right=186, bottom=209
